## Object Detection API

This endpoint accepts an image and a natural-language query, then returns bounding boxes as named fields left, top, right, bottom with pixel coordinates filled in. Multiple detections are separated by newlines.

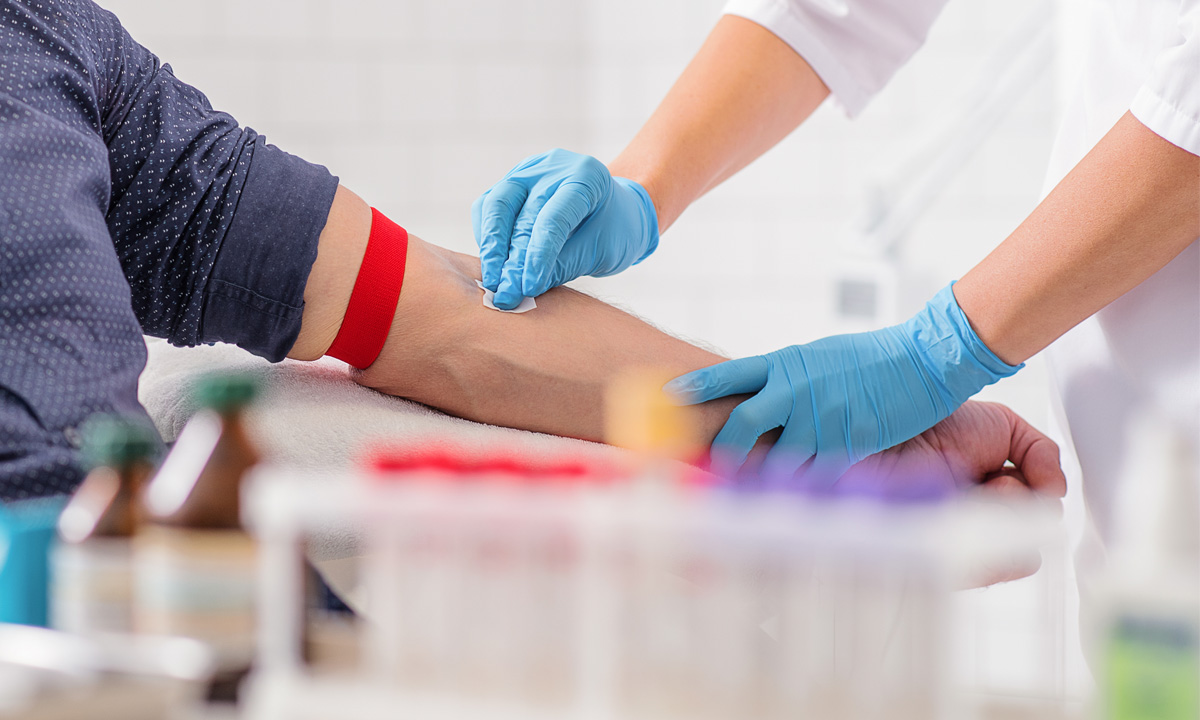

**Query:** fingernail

left=663, top=378, right=692, bottom=395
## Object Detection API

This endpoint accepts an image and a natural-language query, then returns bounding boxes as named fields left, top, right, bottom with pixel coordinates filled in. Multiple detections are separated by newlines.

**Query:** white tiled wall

left=102, top=0, right=1088, bottom=696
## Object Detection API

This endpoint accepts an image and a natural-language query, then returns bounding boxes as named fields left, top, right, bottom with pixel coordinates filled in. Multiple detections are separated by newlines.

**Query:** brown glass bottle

left=145, top=374, right=261, bottom=529
left=52, top=415, right=161, bottom=634
left=134, top=373, right=262, bottom=681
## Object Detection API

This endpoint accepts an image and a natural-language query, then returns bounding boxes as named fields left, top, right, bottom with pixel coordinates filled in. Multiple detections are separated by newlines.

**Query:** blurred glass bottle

left=52, top=415, right=160, bottom=634
left=604, top=369, right=722, bottom=719
left=0, top=498, right=67, bottom=627
left=1094, top=407, right=1200, bottom=720
left=134, top=373, right=261, bottom=677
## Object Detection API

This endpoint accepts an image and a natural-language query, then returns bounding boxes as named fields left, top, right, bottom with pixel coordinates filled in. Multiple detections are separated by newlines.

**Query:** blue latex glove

left=472, top=149, right=659, bottom=310
left=664, top=284, right=1022, bottom=482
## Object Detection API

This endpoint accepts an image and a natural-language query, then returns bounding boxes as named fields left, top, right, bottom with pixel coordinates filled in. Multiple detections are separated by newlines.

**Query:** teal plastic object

left=0, top=497, right=66, bottom=627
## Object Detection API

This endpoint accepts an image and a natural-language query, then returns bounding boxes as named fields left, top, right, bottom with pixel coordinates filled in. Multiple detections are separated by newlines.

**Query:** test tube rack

left=240, top=461, right=1069, bottom=720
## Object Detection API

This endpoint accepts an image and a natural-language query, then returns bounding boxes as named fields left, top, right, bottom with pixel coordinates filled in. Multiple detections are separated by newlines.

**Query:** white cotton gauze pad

left=477, top=280, right=537, bottom=314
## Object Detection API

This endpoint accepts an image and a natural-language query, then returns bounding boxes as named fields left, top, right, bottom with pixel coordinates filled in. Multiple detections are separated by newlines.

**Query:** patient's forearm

left=288, top=186, right=372, bottom=361
left=286, top=185, right=737, bottom=443
left=351, top=236, right=738, bottom=443
left=288, top=191, right=1059, bottom=508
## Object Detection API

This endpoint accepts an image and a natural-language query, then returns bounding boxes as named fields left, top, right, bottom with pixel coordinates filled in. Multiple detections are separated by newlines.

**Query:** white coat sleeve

left=723, top=0, right=951, bottom=117
left=1130, top=0, right=1200, bottom=156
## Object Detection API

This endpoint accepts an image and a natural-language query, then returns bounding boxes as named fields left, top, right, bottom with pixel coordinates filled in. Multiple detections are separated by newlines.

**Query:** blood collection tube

left=366, top=449, right=462, bottom=690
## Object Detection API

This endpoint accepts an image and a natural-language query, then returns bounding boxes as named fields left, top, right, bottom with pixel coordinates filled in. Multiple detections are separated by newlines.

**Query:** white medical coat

left=724, top=0, right=1200, bottom=549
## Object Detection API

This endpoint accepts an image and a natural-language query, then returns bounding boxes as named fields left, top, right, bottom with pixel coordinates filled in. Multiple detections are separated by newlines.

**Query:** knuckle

left=568, top=179, right=603, bottom=209
left=488, top=192, right=525, bottom=219
left=544, top=212, right=576, bottom=239
left=513, top=151, right=549, bottom=173
left=585, top=159, right=611, bottom=187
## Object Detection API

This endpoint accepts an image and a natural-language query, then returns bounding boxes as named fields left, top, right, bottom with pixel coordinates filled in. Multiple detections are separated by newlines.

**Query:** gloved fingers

left=524, top=182, right=598, bottom=296
left=710, top=383, right=791, bottom=477
left=804, top=453, right=854, bottom=490
left=663, top=356, right=770, bottom=406
left=494, top=194, right=548, bottom=310
left=759, top=398, right=817, bottom=484
left=476, top=179, right=529, bottom=292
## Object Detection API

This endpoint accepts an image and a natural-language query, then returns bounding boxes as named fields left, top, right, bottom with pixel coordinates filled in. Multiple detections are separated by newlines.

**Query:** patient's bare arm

left=356, top=228, right=740, bottom=443
left=288, top=188, right=1066, bottom=504
left=289, top=186, right=748, bottom=444
left=351, top=237, right=1066, bottom=500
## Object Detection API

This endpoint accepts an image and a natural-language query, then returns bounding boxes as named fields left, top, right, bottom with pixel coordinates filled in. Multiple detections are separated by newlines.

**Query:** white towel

left=139, top=338, right=620, bottom=467
left=137, top=338, right=630, bottom=595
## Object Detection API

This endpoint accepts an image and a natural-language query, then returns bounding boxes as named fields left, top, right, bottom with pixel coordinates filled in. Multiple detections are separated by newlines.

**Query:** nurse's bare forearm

left=608, top=15, right=829, bottom=232
left=954, top=112, right=1200, bottom=365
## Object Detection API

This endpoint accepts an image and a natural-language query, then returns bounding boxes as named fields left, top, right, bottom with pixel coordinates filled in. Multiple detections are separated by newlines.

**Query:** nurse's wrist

left=948, top=278, right=1028, bottom=367
left=608, top=158, right=676, bottom=234
left=906, top=283, right=1022, bottom=406
left=613, top=177, right=661, bottom=263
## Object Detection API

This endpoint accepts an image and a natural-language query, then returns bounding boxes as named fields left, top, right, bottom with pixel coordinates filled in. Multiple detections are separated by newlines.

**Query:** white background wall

left=100, top=0, right=1054, bottom=376
left=102, top=0, right=1088, bottom=700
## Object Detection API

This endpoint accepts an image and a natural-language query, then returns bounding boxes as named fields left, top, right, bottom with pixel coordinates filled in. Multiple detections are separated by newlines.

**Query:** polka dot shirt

left=0, top=0, right=338, bottom=499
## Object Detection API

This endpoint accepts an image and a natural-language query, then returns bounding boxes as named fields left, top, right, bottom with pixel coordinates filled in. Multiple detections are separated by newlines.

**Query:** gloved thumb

left=665, top=356, right=770, bottom=405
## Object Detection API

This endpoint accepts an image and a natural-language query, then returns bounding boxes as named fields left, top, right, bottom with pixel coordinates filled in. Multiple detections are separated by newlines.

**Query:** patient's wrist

left=349, top=235, right=774, bottom=448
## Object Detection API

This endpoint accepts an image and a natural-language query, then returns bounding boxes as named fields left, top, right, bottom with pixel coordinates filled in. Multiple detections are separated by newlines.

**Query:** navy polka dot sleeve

left=0, top=0, right=339, bottom=499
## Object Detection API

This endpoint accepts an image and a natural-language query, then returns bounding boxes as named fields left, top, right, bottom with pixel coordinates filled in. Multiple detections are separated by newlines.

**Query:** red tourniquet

left=325, top=208, right=408, bottom=369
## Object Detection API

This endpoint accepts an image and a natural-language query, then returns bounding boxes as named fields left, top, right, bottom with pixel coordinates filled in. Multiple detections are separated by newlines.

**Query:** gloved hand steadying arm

left=472, top=149, right=660, bottom=310
left=665, top=284, right=1022, bottom=481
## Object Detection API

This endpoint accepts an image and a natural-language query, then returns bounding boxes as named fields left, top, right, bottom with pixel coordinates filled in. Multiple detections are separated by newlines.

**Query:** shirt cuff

left=1131, top=85, right=1200, bottom=158
left=723, top=0, right=870, bottom=116
left=200, top=138, right=339, bottom=362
